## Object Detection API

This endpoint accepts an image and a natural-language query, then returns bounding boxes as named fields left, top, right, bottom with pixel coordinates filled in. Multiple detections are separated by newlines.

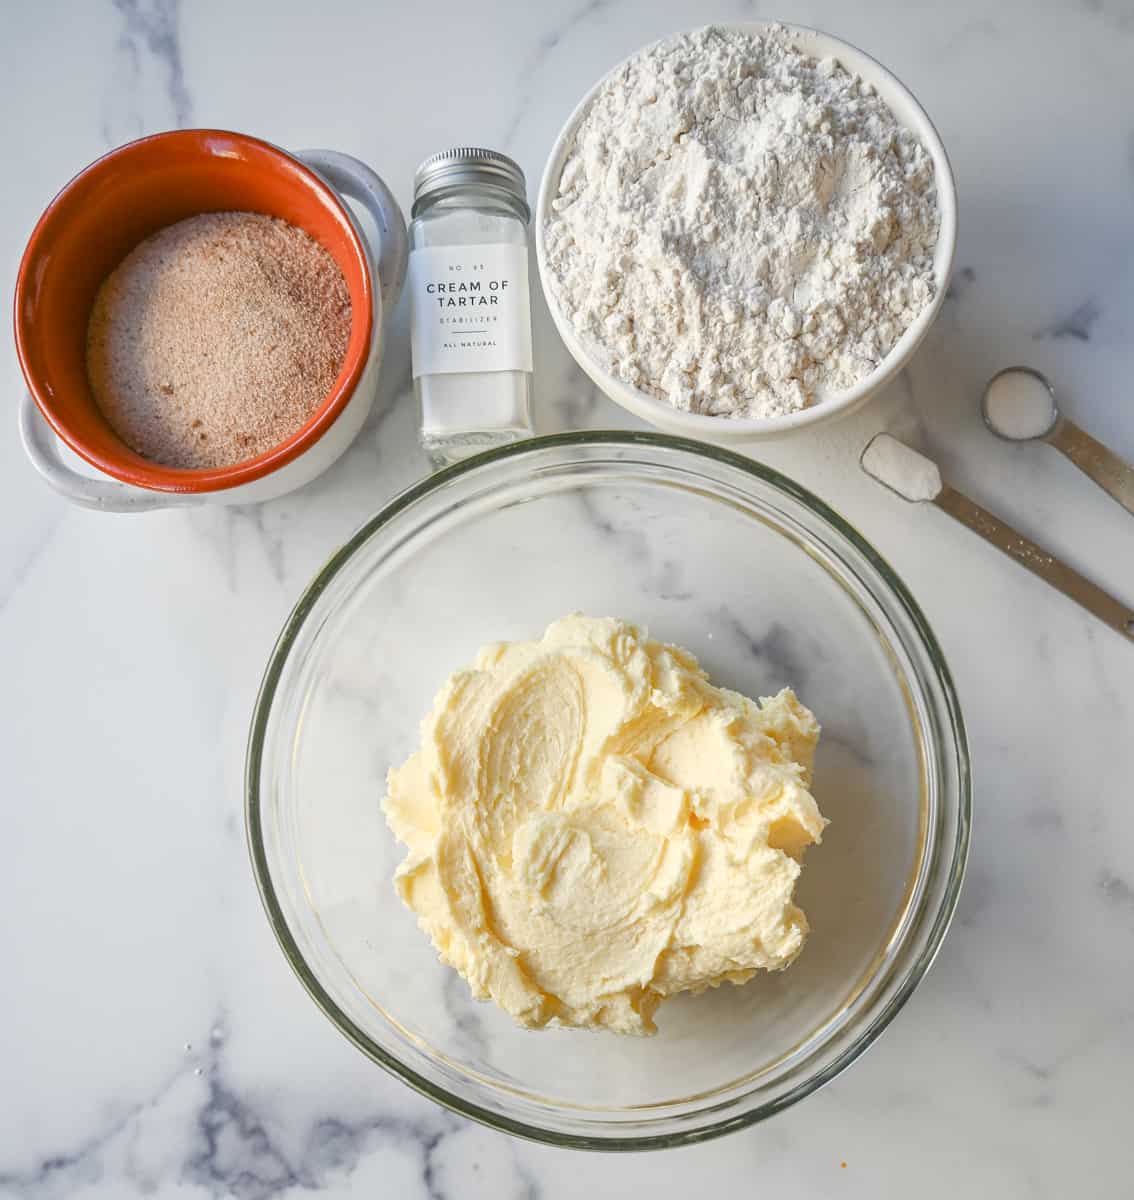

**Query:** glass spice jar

left=408, top=148, right=535, bottom=465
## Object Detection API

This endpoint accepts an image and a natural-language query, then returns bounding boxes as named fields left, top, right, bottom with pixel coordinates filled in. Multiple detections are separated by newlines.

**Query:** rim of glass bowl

left=245, top=430, right=971, bottom=1152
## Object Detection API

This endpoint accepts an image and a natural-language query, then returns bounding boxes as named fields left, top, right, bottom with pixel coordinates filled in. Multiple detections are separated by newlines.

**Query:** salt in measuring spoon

left=982, top=367, right=1134, bottom=518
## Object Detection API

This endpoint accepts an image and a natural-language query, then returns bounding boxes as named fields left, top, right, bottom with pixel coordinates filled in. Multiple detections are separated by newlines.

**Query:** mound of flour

left=542, top=26, right=940, bottom=418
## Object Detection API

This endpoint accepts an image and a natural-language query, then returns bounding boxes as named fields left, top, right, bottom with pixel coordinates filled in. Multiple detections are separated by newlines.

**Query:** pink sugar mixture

left=86, top=211, right=352, bottom=470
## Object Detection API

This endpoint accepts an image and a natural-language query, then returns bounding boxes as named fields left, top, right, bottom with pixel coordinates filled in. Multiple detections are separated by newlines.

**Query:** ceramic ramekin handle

left=295, top=149, right=408, bottom=327
left=18, top=392, right=199, bottom=512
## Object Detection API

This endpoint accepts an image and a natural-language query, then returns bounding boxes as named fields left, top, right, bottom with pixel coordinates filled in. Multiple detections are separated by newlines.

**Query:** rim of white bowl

left=535, top=22, right=959, bottom=442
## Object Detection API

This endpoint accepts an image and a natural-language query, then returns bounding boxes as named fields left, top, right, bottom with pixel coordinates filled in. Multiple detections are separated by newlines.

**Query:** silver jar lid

left=412, top=147, right=529, bottom=220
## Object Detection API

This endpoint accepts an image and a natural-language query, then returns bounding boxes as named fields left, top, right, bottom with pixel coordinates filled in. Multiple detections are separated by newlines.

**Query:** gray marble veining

left=103, top=0, right=192, bottom=143
left=1035, top=299, right=1102, bottom=342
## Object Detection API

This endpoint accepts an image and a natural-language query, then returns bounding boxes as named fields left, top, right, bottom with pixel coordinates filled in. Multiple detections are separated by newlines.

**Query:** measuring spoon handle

left=934, top=486, right=1134, bottom=641
left=1048, top=418, right=1134, bottom=518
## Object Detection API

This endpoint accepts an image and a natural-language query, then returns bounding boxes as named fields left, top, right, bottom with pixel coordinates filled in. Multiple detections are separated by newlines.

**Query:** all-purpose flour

left=543, top=26, right=940, bottom=418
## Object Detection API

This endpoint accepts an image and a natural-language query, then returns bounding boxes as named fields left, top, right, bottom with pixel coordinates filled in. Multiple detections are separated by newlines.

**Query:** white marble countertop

left=4, top=0, right=1133, bottom=1195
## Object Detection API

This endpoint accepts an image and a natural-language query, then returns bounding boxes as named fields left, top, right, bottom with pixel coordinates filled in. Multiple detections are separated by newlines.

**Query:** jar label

left=408, top=243, right=533, bottom=378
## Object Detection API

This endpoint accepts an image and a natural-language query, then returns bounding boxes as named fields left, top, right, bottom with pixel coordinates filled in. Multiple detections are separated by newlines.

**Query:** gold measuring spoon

left=982, top=367, right=1134, bottom=518
left=861, top=433, right=1134, bottom=643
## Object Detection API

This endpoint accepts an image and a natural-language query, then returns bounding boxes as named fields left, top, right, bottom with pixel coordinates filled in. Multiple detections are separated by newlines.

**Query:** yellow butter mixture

left=382, top=615, right=828, bottom=1035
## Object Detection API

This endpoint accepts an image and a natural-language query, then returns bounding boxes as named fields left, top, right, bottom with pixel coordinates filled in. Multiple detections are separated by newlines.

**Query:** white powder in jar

left=542, top=26, right=940, bottom=418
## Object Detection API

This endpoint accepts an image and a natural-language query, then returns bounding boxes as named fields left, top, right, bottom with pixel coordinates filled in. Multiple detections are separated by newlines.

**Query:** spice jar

left=408, top=148, right=534, bottom=465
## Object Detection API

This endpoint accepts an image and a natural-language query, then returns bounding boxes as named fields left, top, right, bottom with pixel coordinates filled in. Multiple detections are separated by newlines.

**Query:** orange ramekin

left=14, top=129, right=406, bottom=509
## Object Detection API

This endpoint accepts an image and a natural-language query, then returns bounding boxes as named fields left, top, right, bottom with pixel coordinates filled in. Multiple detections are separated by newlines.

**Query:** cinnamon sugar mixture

left=87, top=212, right=352, bottom=469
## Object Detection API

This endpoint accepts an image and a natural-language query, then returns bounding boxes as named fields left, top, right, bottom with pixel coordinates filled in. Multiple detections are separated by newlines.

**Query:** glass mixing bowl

left=246, top=432, right=970, bottom=1150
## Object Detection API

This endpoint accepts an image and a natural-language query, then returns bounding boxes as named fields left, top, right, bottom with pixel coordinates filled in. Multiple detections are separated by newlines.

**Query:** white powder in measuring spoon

left=543, top=25, right=940, bottom=418
left=861, top=433, right=942, bottom=501
left=983, top=369, right=1058, bottom=440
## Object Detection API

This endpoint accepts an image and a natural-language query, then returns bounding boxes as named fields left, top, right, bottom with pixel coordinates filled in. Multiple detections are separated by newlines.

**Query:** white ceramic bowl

left=535, top=23, right=958, bottom=444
